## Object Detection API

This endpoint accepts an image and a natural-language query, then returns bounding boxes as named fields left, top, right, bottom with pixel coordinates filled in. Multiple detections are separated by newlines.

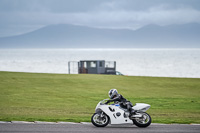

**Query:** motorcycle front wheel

left=132, top=112, right=151, bottom=128
left=91, top=113, right=109, bottom=127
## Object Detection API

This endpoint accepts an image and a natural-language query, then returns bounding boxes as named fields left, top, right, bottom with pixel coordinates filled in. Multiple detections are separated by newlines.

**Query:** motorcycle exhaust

left=130, top=114, right=143, bottom=119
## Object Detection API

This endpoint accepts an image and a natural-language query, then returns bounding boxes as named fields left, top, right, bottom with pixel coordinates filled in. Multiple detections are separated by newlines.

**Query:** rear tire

left=91, top=113, right=109, bottom=127
left=133, top=112, right=151, bottom=128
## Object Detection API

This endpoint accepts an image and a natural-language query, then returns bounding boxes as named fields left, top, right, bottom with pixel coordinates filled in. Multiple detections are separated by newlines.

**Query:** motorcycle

left=91, top=99, right=151, bottom=127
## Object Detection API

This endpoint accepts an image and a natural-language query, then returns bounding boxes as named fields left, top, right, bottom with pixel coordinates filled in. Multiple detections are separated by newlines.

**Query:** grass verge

left=0, top=71, right=200, bottom=124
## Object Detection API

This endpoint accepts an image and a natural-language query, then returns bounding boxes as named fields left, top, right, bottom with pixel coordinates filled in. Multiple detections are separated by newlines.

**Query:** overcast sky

left=0, top=0, right=200, bottom=37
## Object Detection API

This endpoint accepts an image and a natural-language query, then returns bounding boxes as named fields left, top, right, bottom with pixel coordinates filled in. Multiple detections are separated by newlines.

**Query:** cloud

left=0, top=0, right=200, bottom=37
left=10, top=4, right=198, bottom=30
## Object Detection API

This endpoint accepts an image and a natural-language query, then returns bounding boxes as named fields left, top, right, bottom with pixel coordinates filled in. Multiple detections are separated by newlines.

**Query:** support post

left=114, top=61, right=116, bottom=71
left=68, top=62, right=70, bottom=74
left=78, top=62, right=80, bottom=74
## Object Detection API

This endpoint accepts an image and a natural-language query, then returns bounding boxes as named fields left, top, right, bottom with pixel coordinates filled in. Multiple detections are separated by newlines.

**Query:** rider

left=105, top=89, right=135, bottom=115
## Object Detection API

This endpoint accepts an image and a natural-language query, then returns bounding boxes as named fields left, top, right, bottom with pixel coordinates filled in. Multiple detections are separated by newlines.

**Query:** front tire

left=91, top=113, right=109, bottom=127
left=133, top=112, right=151, bottom=128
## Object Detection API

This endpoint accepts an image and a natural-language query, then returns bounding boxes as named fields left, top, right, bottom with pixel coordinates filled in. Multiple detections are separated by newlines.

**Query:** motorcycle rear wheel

left=91, top=113, right=109, bottom=127
left=132, top=112, right=151, bottom=128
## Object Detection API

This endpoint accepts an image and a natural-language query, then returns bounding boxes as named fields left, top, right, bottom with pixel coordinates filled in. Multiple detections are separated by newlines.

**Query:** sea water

left=0, top=49, right=200, bottom=78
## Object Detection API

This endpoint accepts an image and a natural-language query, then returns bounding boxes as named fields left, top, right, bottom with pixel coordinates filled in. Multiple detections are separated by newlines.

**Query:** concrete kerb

left=34, top=121, right=57, bottom=124
left=0, top=121, right=80, bottom=124
left=11, top=121, right=34, bottom=124
left=151, top=123, right=168, bottom=125
left=0, top=121, right=199, bottom=125
left=80, top=122, right=91, bottom=125
left=0, top=121, right=12, bottom=124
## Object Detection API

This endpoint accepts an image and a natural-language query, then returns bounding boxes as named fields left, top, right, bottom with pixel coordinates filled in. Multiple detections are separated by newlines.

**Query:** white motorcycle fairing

left=95, top=99, right=151, bottom=125
left=96, top=104, right=133, bottom=124
left=132, top=103, right=151, bottom=112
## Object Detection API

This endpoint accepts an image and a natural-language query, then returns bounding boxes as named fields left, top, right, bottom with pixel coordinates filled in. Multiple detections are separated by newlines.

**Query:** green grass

left=0, top=71, right=200, bottom=124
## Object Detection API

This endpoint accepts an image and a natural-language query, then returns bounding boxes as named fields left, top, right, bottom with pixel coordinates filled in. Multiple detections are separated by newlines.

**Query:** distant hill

left=0, top=23, right=200, bottom=48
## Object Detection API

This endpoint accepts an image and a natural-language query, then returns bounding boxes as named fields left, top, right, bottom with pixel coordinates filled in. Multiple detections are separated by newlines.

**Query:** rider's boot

left=129, top=108, right=136, bottom=117
left=131, top=109, right=136, bottom=114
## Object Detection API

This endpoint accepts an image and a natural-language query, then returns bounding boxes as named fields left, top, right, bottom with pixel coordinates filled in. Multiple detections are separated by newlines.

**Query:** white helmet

left=108, top=89, right=118, bottom=99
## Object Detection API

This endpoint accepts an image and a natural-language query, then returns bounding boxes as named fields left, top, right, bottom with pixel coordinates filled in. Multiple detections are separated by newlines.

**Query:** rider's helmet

left=108, top=89, right=118, bottom=99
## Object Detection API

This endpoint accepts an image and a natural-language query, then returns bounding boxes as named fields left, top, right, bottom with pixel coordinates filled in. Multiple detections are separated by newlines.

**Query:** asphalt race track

left=0, top=122, right=200, bottom=133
